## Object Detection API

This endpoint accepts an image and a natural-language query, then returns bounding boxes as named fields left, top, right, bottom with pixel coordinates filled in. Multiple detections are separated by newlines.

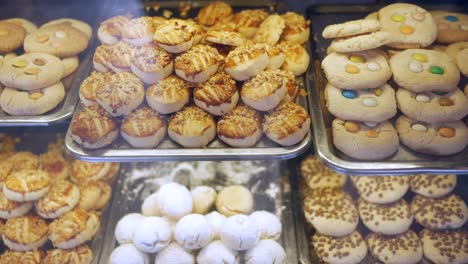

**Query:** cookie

left=410, top=174, right=457, bottom=198
left=196, top=1, right=233, bottom=27
left=321, top=50, right=392, bottom=90
left=322, top=19, right=380, bottom=39
left=0, top=22, right=26, bottom=53
left=396, top=87, right=468, bottom=123
left=253, top=14, right=285, bottom=45
left=121, top=17, right=155, bottom=46
left=379, top=3, right=437, bottom=49
left=431, top=12, right=468, bottom=44
left=366, top=231, right=423, bottom=264
left=351, top=175, right=409, bottom=204
left=420, top=229, right=468, bottom=264
left=2, top=18, right=37, bottom=34
left=40, top=18, right=92, bottom=40
left=303, top=188, right=358, bottom=237
left=328, top=31, right=392, bottom=53
left=325, top=83, right=397, bottom=122
left=465, top=84, right=468, bottom=97
left=233, top=9, right=268, bottom=39
left=311, top=231, right=367, bottom=264
left=79, top=71, right=110, bottom=107
left=446, top=41, right=468, bottom=60
left=299, top=155, right=347, bottom=189
left=280, top=12, right=310, bottom=45
left=278, top=41, right=310, bottom=76
left=456, top=48, right=468, bottom=76
left=332, top=119, right=399, bottom=160
left=61, top=56, right=79, bottom=78
left=366, top=12, right=378, bottom=20
left=390, top=49, right=460, bottom=93
left=395, top=115, right=468, bottom=156
left=412, top=193, right=468, bottom=230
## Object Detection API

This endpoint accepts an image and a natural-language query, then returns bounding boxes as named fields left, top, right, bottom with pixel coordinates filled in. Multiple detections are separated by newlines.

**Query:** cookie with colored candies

left=396, top=87, right=468, bottom=123
left=325, top=83, right=397, bottom=123
left=420, top=229, right=468, bottom=264
left=332, top=119, right=399, bottom=160
left=378, top=3, right=437, bottom=49
left=390, top=49, right=460, bottom=93
left=431, top=11, right=468, bottom=44
left=321, top=50, right=392, bottom=90
left=446, top=42, right=468, bottom=76
left=395, top=115, right=468, bottom=156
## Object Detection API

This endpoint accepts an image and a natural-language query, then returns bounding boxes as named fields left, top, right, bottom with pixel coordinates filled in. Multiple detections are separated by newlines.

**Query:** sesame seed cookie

left=322, top=19, right=380, bottom=39
left=0, top=22, right=26, bottom=53
left=329, top=31, right=392, bottom=53
left=311, top=231, right=367, bottom=264
left=412, top=194, right=468, bottom=230
left=431, top=12, right=468, bottom=44
left=367, top=230, right=423, bottom=264
left=299, top=155, right=347, bottom=189
left=410, top=174, right=457, bottom=198
left=351, top=175, right=409, bottom=204
left=420, top=229, right=468, bottom=264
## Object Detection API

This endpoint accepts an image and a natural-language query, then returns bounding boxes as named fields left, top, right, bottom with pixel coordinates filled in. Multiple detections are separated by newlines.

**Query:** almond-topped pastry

left=107, top=41, right=134, bottom=73
left=0, top=250, right=45, bottom=264
left=175, top=44, right=223, bottom=83
left=263, top=101, right=310, bottom=146
left=3, top=169, right=51, bottom=202
left=146, top=75, right=191, bottom=114
left=7, top=151, right=39, bottom=172
left=233, top=9, right=269, bottom=39
left=204, top=30, right=247, bottom=47
left=168, top=105, right=216, bottom=148
left=280, top=12, right=310, bottom=45
left=77, top=181, right=111, bottom=211
left=35, top=180, right=80, bottom=219
left=44, top=245, right=92, bottom=264
left=196, top=1, right=233, bottom=27
left=279, top=70, right=299, bottom=102
left=121, top=105, right=167, bottom=148
left=122, top=16, right=156, bottom=46
left=0, top=190, right=33, bottom=219
left=218, top=104, right=263, bottom=147
left=130, top=44, right=173, bottom=84
left=70, top=105, right=118, bottom=149
left=39, top=150, right=69, bottom=181
left=254, top=14, right=285, bottom=45
left=154, top=19, right=197, bottom=53
left=241, top=69, right=287, bottom=111
left=224, top=43, right=270, bottom=81
left=103, top=162, right=120, bottom=184
left=49, top=209, right=100, bottom=249
left=70, top=159, right=114, bottom=183
left=96, top=72, right=145, bottom=116
left=93, top=44, right=112, bottom=72
left=194, top=71, right=238, bottom=116
left=98, top=15, right=130, bottom=45
left=278, top=41, right=310, bottom=76
left=79, top=71, right=111, bottom=107
left=3, top=215, right=48, bottom=251
left=264, top=44, right=285, bottom=70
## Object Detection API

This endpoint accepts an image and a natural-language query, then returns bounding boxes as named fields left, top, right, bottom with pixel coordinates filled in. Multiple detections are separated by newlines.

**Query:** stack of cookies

left=72, top=1, right=311, bottom=150
left=0, top=18, right=91, bottom=116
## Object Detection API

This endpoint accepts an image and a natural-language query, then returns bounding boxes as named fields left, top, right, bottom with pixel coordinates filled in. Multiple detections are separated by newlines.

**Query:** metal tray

left=306, top=4, right=468, bottom=175
left=99, top=160, right=299, bottom=263
left=64, top=1, right=313, bottom=162
left=0, top=1, right=104, bottom=126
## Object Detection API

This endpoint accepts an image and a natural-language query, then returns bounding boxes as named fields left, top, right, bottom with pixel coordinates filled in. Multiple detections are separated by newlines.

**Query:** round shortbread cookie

left=321, top=50, right=392, bottom=90
left=322, top=19, right=381, bottom=39
left=61, top=56, right=79, bottom=78
left=390, top=49, right=460, bottom=93
left=396, top=87, right=468, bottom=123
left=40, top=18, right=92, bottom=40
left=325, top=83, right=397, bottom=122
left=311, top=231, right=367, bottom=264
left=367, top=230, right=423, bottom=264
left=79, top=71, right=111, bottom=107
left=303, top=188, right=358, bottom=237
left=378, top=3, right=437, bottom=49
left=431, top=12, right=468, bottom=44
left=420, top=229, right=468, bottom=264
left=410, top=174, right=457, bottom=198
left=350, top=175, right=409, bottom=204
left=233, top=9, right=268, bottom=39
left=396, top=115, right=468, bottom=156
left=332, top=119, right=399, bottom=160
left=0, top=22, right=26, bottom=53
left=299, top=155, right=347, bottom=189
left=446, top=41, right=468, bottom=60
left=411, top=194, right=468, bottom=230
left=0, top=53, right=64, bottom=90
left=329, top=31, right=392, bottom=53
left=2, top=18, right=37, bottom=34
left=358, top=198, right=413, bottom=235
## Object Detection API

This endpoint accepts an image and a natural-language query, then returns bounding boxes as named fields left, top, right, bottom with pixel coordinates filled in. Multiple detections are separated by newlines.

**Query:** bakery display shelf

left=0, top=1, right=105, bottom=127
left=306, top=4, right=468, bottom=175
left=99, top=160, right=299, bottom=263
left=64, top=1, right=313, bottom=162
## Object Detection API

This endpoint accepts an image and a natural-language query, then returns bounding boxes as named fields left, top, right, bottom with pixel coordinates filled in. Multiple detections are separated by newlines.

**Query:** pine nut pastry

left=120, top=105, right=167, bottom=148
left=280, top=12, right=310, bottom=45
left=3, top=169, right=51, bottom=202
left=254, top=14, right=285, bottom=45
left=70, top=159, right=113, bottom=183
left=194, top=71, right=238, bottom=116
left=175, top=44, right=223, bottom=83
left=0, top=153, right=12, bottom=182
left=241, top=69, right=287, bottom=111
left=263, top=101, right=310, bottom=146
left=278, top=41, right=310, bottom=76
left=43, top=245, right=92, bottom=264
left=35, top=180, right=80, bottom=219
left=79, top=71, right=111, bottom=107
left=39, top=150, right=69, bottom=181
left=224, top=43, right=270, bottom=81
left=122, top=17, right=156, bottom=46
left=233, top=9, right=268, bottom=39
left=279, top=70, right=299, bottom=102
left=7, top=151, right=40, bottom=172
left=168, top=105, right=216, bottom=148
left=77, top=181, right=111, bottom=211
left=49, top=209, right=100, bottom=249
left=107, top=41, right=135, bottom=73
left=70, top=105, right=118, bottom=149
left=196, top=1, right=233, bottom=27
left=98, top=15, right=130, bottom=45
left=0, top=250, right=45, bottom=264
left=218, top=104, right=262, bottom=147
left=154, top=19, right=197, bottom=53
left=204, top=30, right=247, bottom=47
left=96, top=72, right=145, bottom=116
left=130, top=44, right=173, bottom=84
left=3, top=215, right=48, bottom=251
left=0, top=190, right=33, bottom=219
left=264, top=44, right=285, bottom=70
left=146, top=75, right=191, bottom=114
left=93, top=44, right=112, bottom=72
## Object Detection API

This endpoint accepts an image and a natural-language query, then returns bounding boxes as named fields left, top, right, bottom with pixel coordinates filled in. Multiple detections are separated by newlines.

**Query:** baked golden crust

left=0, top=152, right=13, bottom=182
left=278, top=41, right=307, bottom=63
left=71, top=160, right=110, bottom=183
left=224, top=44, right=267, bottom=68
left=100, top=15, right=130, bottom=37
left=146, top=75, right=192, bottom=104
left=278, top=70, right=299, bottom=100
left=121, top=16, right=155, bottom=39
left=108, top=41, right=134, bottom=69
left=281, top=12, right=310, bottom=36
left=0, top=250, right=45, bottom=264
left=79, top=71, right=111, bottom=104
left=197, top=1, right=233, bottom=27
left=0, top=191, right=26, bottom=212
left=44, top=245, right=92, bottom=264
left=70, top=105, right=117, bottom=144
left=204, top=30, right=246, bottom=46
left=35, top=180, right=78, bottom=215
left=131, top=44, right=172, bottom=72
left=5, top=169, right=50, bottom=193
left=93, top=44, right=112, bottom=69
left=218, top=105, right=262, bottom=139
left=78, top=181, right=111, bottom=211
left=175, top=44, right=222, bottom=75
left=169, top=106, right=215, bottom=136
left=3, top=215, right=48, bottom=244
left=241, top=69, right=285, bottom=100
left=263, top=101, right=310, bottom=139
left=7, top=151, right=39, bottom=172
left=194, top=72, right=237, bottom=106
left=121, top=106, right=166, bottom=137
left=233, top=9, right=268, bottom=29
left=154, top=19, right=196, bottom=45
left=39, top=151, right=69, bottom=181
left=49, top=209, right=98, bottom=244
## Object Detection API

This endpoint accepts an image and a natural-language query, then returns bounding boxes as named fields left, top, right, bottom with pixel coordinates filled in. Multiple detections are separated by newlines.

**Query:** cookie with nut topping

left=224, top=43, right=269, bottom=81
left=350, top=175, right=409, bottom=204
left=175, top=44, right=223, bottom=83
left=300, top=155, right=347, bottom=190
left=367, top=230, right=423, bottom=264
left=194, top=71, right=238, bottom=116
left=410, top=174, right=457, bottom=198
left=312, top=231, right=367, bottom=264
left=420, top=229, right=468, bottom=264
left=3, top=215, right=49, bottom=251
left=217, top=104, right=262, bottom=148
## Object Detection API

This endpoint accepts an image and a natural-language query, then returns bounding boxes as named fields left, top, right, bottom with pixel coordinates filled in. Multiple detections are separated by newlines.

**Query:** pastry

left=35, top=180, right=79, bottom=219
left=98, top=15, right=130, bottom=45
left=154, top=242, right=195, bottom=264
left=175, top=44, right=223, bottom=83
left=79, top=71, right=110, bottom=106
left=420, top=229, right=468, bottom=264
left=93, top=44, right=112, bottom=72
left=0, top=250, right=44, bottom=264
left=197, top=240, right=239, bottom=264
left=224, top=43, right=269, bottom=81
left=107, top=41, right=134, bottom=73
left=70, top=105, right=118, bottom=149
left=367, top=230, right=423, bottom=264
left=322, top=19, right=381, bottom=39
left=217, top=104, right=262, bottom=147
left=300, top=155, right=347, bottom=189
left=205, top=211, right=226, bottom=240
left=114, top=213, right=145, bottom=244
left=278, top=41, right=310, bottom=76
left=3, top=169, right=50, bottom=202
left=263, top=101, right=310, bottom=146
left=146, top=75, right=191, bottom=114
left=43, top=245, right=92, bottom=264
left=204, top=30, right=246, bottom=47
left=241, top=69, right=287, bottom=111
left=254, top=14, right=285, bottom=45
left=61, top=56, right=79, bottom=77
left=78, top=180, right=111, bottom=211
left=121, top=17, right=155, bottom=46
left=194, top=71, right=238, bottom=116
left=431, top=12, right=468, bottom=44
left=154, top=19, right=197, bottom=53
left=133, top=216, right=171, bottom=253
left=158, top=183, right=193, bottom=220
left=175, top=214, right=214, bottom=250
left=40, top=18, right=92, bottom=40
left=0, top=191, right=33, bottom=219
left=7, top=151, right=39, bottom=172
left=168, top=105, right=216, bottom=148
left=350, top=175, right=409, bottom=204
left=70, top=159, right=113, bottom=183
left=3, top=215, right=48, bottom=251
left=329, top=31, right=392, bottom=53
left=0, top=22, right=26, bottom=53
left=120, top=105, right=166, bottom=148
left=410, top=174, right=457, bottom=198
left=141, top=192, right=162, bottom=216
left=2, top=18, right=37, bottom=34
left=249, top=211, right=282, bottom=240
left=220, top=214, right=260, bottom=251
left=130, top=44, right=173, bottom=84
left=216, top=185, right=254, bottom=216
left=281, top=12, right=310, bottom=44
left=244, top=240, right=286, bottom=264
left=109, top=243, right=149, bottom=264
left=312, top=231, right=367, bottom=264
left=196, top=1, right=233, bottom=27
left=191, top=186, right=216, bottom=215
left=233, top=9, right=268, bottom=39
left=265, top=44, right=285, bottom=70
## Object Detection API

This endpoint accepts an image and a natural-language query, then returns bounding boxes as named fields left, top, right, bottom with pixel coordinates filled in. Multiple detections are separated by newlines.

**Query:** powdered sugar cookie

left=367, top=231, right=423, bottom=264
left=0, top=22, right=26, bottom=53
left=410, top=174, right=457, bottom=198
left=329, top=31, right=392, bottom=53
left=311, top=231, right=367, bottom=264
left=412, top=194, right=468, bottom=230
left=322, top=19, right=380, bottom=39
left=420, top=229, right=468, bottom=264
left=351, top=175, right=410, bottom=204
left=300, top=155, right=347, bottom=189
left=431, top=12, right=468, bottom=44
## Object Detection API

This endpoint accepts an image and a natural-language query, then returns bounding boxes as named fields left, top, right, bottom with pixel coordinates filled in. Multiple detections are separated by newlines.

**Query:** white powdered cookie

left=351, top=175, right=409, bottom=204
left=329, top=31, right=392, bottom=53
left=410, top=174, right=457, bottom=198
left=254, top=14, right=285, bottom=45
left=312, top=231, right=367, bottom=264
left=322, top=19, right=380, bottom=39
left=431, top=12, right=468, bottom=44
left=300, top=155, right=347, bottom=189
left=367, top=231, right=423, bottom=264
left=420, top=229, right=468, bottom=264
left=411, top=194, right=468, bottom=230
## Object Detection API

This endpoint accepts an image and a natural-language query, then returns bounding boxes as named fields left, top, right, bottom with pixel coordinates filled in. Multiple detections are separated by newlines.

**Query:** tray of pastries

left=0, top=2, right=99, bottom=126
left=65, top=0, right=313, bottom=161
left=306, top=3, right=468, bottom=174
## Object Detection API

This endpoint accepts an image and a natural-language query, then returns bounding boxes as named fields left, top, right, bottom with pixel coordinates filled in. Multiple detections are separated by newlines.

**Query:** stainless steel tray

left=306, top=4, right=468, bottom=175
left=99, top=160, right=299, bottom=263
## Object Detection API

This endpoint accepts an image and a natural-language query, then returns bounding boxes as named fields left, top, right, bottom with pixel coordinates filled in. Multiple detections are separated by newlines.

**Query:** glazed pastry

left=154, top=19, right=197, bottom=53
left=0, top=191, right=33, bottom=219
left=107, top=41, right=134, bottom=73
left=98, top=15, right=130, bottom=45
left=174, top=44, right=223, bottom=83
left=3, top=169, right=51, bottom=202
left=43, top=245, right=92, bottom=264
left=146, top=75, right=191, bottom=114
left=0, top=250, right=44, bottom=264
left=121, top=17, right=155, bottom=46
left=168, top=106, right=216, bottom=148
left=130, top=44, right=173, bottom=84
left=194, top=71, right=238, bottom=116
left=281, top=12, right=310, bottom=44
left=79, top=71, right=111, bottom=106
left=196, top=1, right=233, bottom=27
left=233, top=9, right=268, bottom=39
left=224, top=43, right=269, bottom=81
left=35, top=180, right=80, bottom=219
left=78, top=180, right=111, bottom=211
left=241, top=69, right=287, bottom=111
left=3, top=215, right=48, bottom=251
left=278, top=41, right=310, bottom=76
left=204, top=30, right=246, bottom=47
left=70, top=159, right=115, bottom=183
left=254, top=15, right=285, bottom=45
left=93, top=44, right=112, bottom=72
left=217, top=104, right=262, bottom=147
